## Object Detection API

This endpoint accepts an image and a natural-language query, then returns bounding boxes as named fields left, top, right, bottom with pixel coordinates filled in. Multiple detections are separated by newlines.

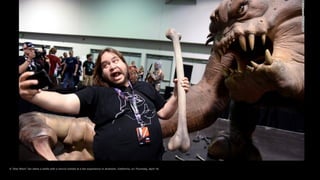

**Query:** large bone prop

left=165, top=28, right=190, bottom=152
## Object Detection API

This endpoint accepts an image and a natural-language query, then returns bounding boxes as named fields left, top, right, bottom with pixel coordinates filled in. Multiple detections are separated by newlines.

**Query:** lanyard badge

left=114, top=82, right=151, bottom=145
left=130, top=91, right=151, bottom=145
left=136, top=126, right=151, bottom=145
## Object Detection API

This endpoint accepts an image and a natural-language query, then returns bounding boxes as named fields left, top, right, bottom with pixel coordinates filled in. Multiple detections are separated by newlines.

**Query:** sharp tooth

left=248, top=34, right=255, bottom=51
left=250, top=61, right=259, bottom=68
left=246, top=65, right=254, bottom=72
left=261, top=34, right=266, bottom=46
left=235, top=58, right=242, bottom=73
left=264, top=49, right=273, bottom=65
left=239, top=35, right=247, bottom=52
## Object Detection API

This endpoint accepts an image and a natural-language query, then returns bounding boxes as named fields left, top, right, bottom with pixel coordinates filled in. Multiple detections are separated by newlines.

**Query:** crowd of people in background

left=18, top=42, right=165, bottom=92
left=18, top=42, right=97, bottom=91
left=127, top=60, right=165, bottom=92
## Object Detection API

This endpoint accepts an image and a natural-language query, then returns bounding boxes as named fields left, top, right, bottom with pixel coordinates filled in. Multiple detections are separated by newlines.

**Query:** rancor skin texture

left=19, top=0, right=304, bottom=160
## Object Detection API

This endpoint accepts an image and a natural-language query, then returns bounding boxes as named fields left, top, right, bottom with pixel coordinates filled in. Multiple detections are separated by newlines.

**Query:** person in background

left=74, top=56, right=82, bottom=88
left=19, top=42, right=50, bottom=75
left=18, top=51, right=32, bottom=75
left=47, top=47, right=61, bottom=89
left=19, top=47, right=190, bottom=161
left=57, top=52, right=68, bottom=86
left=18, top=42, right=50, bottom=115
left=82, top=53, right=95, bottom=86
left=147, top=61, right=164, bottom=92
left=61, top=50, right=78, bottom=89
left=40, top=46, right=50, bottom=74
left=137, top=65, right=144, bottom=81
left=128, top=65, right=139, bottom=84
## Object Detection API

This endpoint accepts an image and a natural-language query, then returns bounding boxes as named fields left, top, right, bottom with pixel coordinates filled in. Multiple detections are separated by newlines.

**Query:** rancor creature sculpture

left=19, top=0, right=304, bottom=160
left=162, top=0, right=304, bottom=160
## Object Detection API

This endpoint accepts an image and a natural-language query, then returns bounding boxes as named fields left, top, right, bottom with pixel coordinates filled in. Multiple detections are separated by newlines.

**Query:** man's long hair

left=93, top=47, right=128, bottom=87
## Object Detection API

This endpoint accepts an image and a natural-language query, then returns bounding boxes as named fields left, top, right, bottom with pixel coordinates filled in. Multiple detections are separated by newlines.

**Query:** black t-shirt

left=64, top=57, right=78, bottom=74
left=83, top=60, right=95, bottom=76
left=75, top=81, right=166, bottom=160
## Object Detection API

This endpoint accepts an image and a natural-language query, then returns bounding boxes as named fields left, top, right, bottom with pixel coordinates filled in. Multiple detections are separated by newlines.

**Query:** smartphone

left=26, top=69, right=53, bottom=89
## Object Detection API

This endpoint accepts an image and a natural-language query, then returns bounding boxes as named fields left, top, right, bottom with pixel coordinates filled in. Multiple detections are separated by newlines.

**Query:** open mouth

left=111, top=72, right=122, bottom=78
left=207, top=33, right=273, bottom=74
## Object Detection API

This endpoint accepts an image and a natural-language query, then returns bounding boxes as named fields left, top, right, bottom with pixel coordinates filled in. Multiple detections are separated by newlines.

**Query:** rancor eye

left=238, top=3, right=248, bottom=15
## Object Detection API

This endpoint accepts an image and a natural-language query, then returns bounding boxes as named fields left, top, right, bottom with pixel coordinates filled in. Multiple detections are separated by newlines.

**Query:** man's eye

left=102, top=63, right=109, bottom=68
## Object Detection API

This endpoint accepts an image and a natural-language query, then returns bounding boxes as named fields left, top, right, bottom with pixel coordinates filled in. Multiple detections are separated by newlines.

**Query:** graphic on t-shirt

left=115, top=91, right=156, bottom=125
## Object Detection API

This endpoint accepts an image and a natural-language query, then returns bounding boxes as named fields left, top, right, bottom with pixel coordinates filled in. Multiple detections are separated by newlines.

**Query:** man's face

left=22, top=44, right=35, bottom=59
left=101, top=52, right=129, bottom=86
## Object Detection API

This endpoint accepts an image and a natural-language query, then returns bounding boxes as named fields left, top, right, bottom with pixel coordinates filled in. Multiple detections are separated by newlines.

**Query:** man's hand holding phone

left=26, top=69, right=53, bottom=89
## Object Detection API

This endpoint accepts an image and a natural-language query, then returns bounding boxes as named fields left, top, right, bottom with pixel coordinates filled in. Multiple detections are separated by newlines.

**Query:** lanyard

left=114, top=82, right=144, bottom=127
